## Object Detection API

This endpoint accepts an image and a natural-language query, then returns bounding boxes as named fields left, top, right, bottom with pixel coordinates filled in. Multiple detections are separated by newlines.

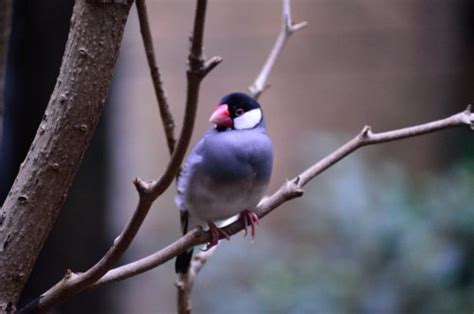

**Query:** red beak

left=209, top=104, right=232, bottom=127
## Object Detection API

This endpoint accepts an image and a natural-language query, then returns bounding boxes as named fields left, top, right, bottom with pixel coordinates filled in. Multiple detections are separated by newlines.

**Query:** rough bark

left=0, top=0, right=132, bottom=311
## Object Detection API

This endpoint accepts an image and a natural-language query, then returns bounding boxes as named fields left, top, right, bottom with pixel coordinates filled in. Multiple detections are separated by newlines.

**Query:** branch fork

left=201, top=56, right=223, bottom=78
left=249, top=0, right=307, bottom=99
left=133, top=177, right=152, bottom=195
left=187, top=51, right=222, bottom=79
left=283, top=0, right=308, bottom=33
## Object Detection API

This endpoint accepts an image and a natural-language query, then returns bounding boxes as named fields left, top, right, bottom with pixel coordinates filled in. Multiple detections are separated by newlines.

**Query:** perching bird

left=175, top=92, right=273, bottom=273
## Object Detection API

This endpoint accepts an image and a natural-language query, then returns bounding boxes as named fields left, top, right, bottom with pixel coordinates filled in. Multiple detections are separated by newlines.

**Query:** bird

left=175, top=92, right=273, bottom=274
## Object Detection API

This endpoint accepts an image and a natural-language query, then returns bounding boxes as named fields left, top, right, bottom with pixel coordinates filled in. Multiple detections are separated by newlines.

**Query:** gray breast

left=179, top=127, right=273, bottom=223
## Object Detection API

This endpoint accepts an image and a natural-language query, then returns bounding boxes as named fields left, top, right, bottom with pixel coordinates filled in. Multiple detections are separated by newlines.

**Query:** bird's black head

left=209, top=92, right=263, bottom=130
left=219, top=92, right=261, bottom=119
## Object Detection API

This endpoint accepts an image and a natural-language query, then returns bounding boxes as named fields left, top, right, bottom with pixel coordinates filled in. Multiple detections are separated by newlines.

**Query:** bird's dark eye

left=235, top=108, right=244, bottom=116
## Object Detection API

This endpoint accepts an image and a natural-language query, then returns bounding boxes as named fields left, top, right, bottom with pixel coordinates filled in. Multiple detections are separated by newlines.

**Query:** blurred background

left=1, top=0, right=474, bottom=313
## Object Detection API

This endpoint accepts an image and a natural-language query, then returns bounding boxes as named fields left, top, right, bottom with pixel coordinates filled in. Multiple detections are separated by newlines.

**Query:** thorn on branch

left=461, top=104, right=474, bottom=130
left=465, top=104, right=472, bottom=114
left=291, top=21, right=308, bottom=32
left=64, top=269, right=74, bottom=280
left=360, top=125, right=372, bottom=139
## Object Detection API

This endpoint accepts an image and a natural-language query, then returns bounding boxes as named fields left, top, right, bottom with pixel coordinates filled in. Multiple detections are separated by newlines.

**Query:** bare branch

left=249, top=0, right=307, bottom=99
left=297, top=105, right=474, bottom=187
left=176, top=248, right=216, bottom=314
left=22, top=0, right=222, bottom=312
left=136, top=0, right=176, bottom=154
left=86, top=107, right=474, bottom=290
left=202, top=56, right=223, bottom=78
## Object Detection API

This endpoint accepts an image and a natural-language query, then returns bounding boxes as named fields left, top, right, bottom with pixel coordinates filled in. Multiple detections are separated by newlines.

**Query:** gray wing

left=174, top=136, right=207, bottom=275
left=175, top=136, right=206, bottom=215
left=199, top=127, right=273, bottom=183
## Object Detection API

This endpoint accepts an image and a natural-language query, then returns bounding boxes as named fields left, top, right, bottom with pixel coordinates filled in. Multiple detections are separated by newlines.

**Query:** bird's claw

left=202, top=221, right=230, bottom=251
left=241, top=210, right=259, bottom=240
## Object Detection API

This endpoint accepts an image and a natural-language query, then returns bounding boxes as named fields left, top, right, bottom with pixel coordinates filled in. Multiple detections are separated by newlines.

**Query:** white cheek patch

left=234, top=108, right=262, bottom=130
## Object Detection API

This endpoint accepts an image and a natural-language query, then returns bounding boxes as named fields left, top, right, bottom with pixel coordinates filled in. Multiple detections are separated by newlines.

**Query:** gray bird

left=175, top=92, right=273, bottom=273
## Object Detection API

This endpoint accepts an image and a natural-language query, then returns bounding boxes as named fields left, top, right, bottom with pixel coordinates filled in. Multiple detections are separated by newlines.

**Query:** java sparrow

left=175, top=92, right=273, bottom=273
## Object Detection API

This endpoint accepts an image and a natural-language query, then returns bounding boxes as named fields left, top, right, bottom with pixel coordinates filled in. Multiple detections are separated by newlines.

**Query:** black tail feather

left=175, top=249, right=194, bottom=274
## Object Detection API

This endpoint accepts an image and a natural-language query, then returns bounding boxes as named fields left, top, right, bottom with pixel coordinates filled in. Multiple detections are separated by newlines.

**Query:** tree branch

left=0, top=0, right=133, bottom=312
left=176, top=248, right=216, bottom=314
left=83, top=106, right=474, bottom=292
left=248, top=0, right=307, bottom=99
left=20, top=0, right=222, bottom=312
left=136, top=0, right=176, bottom=154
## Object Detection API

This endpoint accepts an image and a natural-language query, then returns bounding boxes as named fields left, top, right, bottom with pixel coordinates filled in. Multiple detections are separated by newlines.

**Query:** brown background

left=103, top=0, right=472, bottom=313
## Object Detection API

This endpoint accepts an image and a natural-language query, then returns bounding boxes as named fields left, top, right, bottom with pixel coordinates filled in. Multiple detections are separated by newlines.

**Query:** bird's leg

left=203, top=221, right=230, bottom=251
left=240, top=210, right=260, bottom=240
left=242, top=213, right=249, bottom=236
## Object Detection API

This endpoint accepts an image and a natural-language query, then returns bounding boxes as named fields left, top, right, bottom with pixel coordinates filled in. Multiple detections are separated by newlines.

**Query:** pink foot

left=240, top=210, right=260, bottom=240
left=203, top=221, right=230, bottom=251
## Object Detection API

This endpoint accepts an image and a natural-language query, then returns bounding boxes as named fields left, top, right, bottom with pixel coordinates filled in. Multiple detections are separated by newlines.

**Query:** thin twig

left=176, top=248, right=216, bottom=314
left=87, top=106, right=474, bottom=289
left=23, top=0, right=222, bottom=312
left=248, top=0, right=307, bottom=99
left=136, top=0, right=176, bottom=154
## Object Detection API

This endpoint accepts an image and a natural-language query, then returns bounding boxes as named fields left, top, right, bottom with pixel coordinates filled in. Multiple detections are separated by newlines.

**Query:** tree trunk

left=0, top=0, right=132, bottom=311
